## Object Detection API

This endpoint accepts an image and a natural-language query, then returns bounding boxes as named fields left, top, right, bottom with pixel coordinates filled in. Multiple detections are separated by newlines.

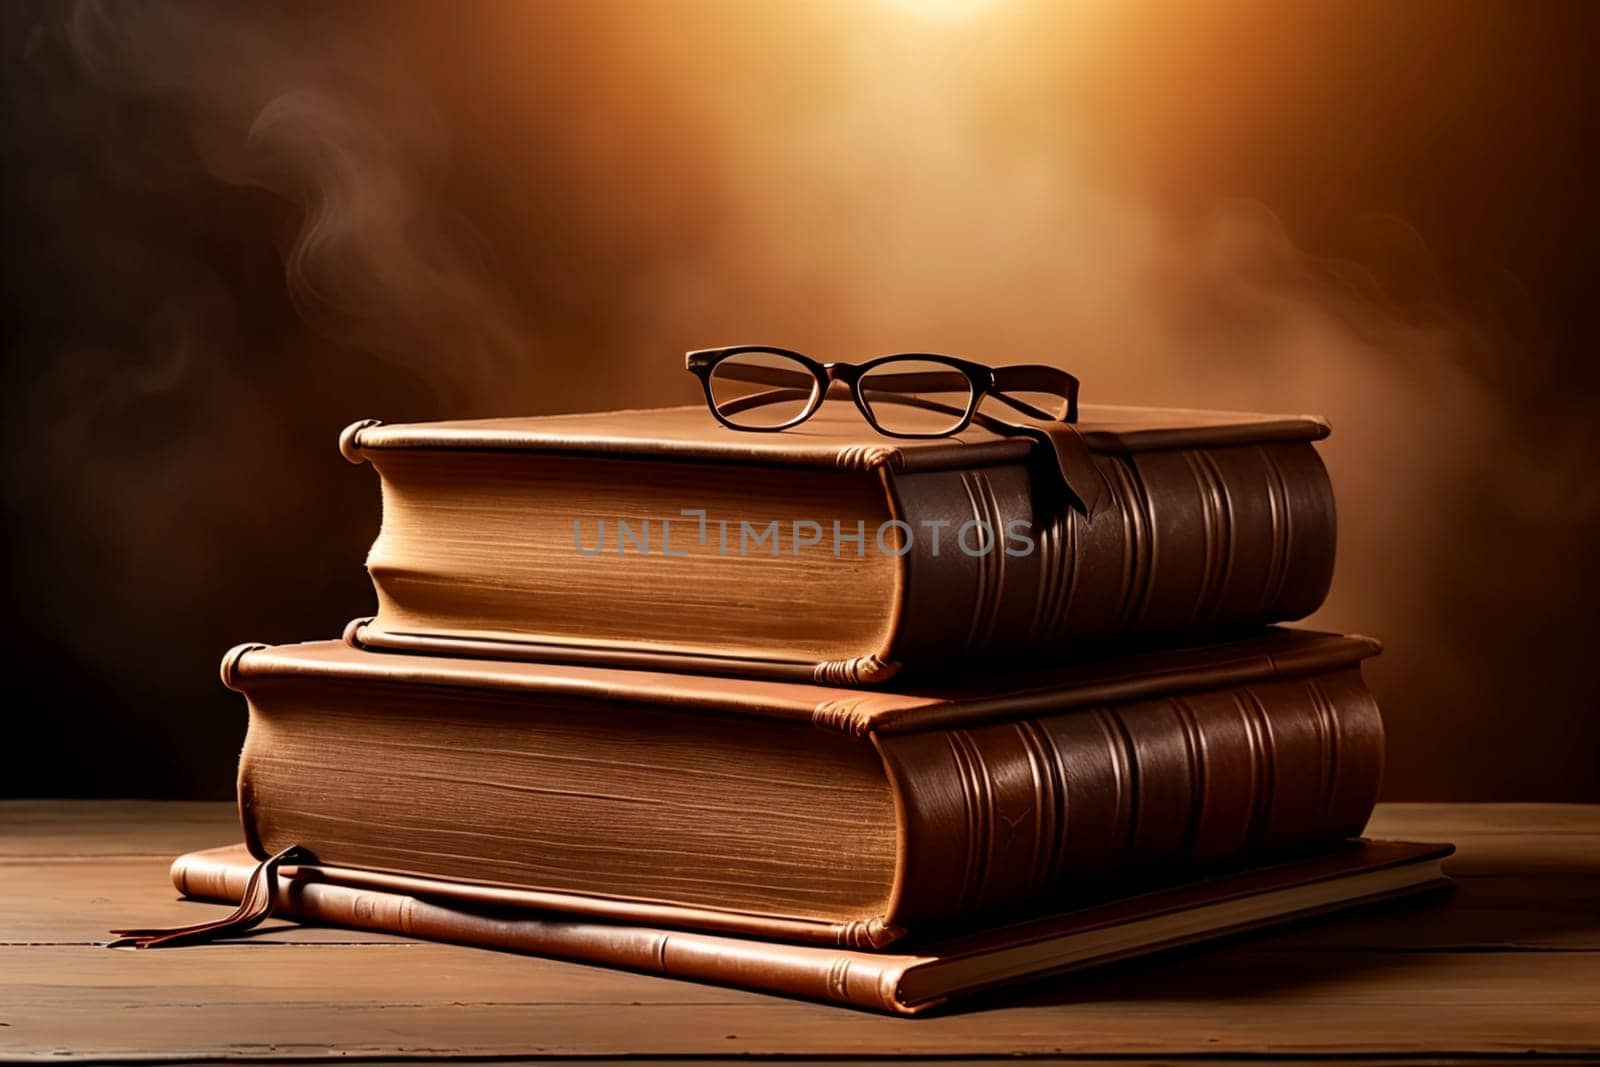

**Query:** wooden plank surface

left=0, top=800, right=238, bottom=859
left=2, top=802, right=1597, bottom=1062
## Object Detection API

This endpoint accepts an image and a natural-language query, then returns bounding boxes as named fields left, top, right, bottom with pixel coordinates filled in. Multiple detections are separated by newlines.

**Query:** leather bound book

left=170, top=840, right=1451, bottom=1015
left=339, top=403, right=1336, bottom=684
left=222, top=628, right=1385, bottom=947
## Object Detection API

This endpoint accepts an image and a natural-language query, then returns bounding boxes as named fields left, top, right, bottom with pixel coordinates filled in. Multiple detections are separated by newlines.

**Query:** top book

left=341, top=403, right=1335, bottom=684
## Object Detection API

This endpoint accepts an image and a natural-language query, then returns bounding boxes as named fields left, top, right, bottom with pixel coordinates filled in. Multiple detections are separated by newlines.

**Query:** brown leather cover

left=223, top=628, right=1386, bottom=945
left=343, top=403, right=1336, bottom=684
left=341, top=403, right=1331, bottom=465
left=169, top=839, right=1451, bottom=1015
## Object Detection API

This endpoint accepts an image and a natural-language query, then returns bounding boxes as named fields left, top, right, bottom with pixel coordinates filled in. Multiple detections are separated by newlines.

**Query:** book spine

left=170, top=853, right=914, bottom=1014
left=882, top=441, right=1336, bottom=668
left=876, top=664, right=1383, bottom=927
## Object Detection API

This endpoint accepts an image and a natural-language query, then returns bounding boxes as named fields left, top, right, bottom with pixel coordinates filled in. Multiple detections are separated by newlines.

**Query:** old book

left=339, top=403, right=1336, bottom=684
left=170, top=840, right=1451, bottom=1015
left=222, top=627, right=1385, bottom=948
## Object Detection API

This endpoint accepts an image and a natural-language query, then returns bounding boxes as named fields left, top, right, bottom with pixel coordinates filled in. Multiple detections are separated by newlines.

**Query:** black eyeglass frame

left=685, top=346, right=1080, bottom=438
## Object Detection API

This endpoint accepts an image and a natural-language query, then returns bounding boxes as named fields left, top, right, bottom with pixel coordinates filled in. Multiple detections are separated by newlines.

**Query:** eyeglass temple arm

left=988, top=365, right=1080, bottom=423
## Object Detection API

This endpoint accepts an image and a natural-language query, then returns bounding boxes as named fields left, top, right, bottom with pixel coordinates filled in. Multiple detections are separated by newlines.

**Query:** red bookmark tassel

left=108, top=844, right=313, bottom=949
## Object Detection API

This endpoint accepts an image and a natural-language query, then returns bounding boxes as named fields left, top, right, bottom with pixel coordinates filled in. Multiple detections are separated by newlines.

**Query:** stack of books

left=160, top=403, right=1450, bottom=1014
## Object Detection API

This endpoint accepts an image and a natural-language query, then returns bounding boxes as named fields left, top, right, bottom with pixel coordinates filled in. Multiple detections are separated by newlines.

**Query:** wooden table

left=3, top=802, right=1597, bottom=1064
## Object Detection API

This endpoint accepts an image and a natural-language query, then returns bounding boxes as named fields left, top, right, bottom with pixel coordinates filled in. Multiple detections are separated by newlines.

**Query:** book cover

left=223, top=627, right=1386, bottom=946
left=341, top=403, right=1336, bottom=683
left=170, top=840, right=1452, bottom=1015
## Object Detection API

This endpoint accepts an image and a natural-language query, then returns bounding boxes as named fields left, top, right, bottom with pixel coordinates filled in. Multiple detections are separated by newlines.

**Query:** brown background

left=2, top=0, right=1595, bottom=800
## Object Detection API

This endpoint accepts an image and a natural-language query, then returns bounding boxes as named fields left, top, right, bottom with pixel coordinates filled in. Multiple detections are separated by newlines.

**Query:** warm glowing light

left=880, top=0, right=1003, bottom=23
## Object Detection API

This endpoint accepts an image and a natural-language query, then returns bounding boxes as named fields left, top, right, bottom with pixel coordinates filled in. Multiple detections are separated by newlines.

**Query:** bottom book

left=169, top=840, right=1451, bottom=1015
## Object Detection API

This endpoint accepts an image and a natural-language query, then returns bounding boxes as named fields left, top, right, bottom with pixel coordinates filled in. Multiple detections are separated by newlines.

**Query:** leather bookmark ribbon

left=1017, top=420, right=1111, bottom=518
left=108, top=844, right=312, bottom=950
left=965, top=409, right=1111, bottom=518
left=831, top=390, right=1110, bottom=518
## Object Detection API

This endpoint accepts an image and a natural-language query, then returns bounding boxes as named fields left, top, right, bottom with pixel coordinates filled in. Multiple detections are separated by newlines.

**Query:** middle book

left=221, top=627, right=1383, bottom=949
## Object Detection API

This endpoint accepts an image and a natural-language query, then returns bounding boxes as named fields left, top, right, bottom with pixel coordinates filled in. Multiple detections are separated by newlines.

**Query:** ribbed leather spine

left=878, top=665, right=1383, bottom=926
left=887, top=441, right=1336, bottom=667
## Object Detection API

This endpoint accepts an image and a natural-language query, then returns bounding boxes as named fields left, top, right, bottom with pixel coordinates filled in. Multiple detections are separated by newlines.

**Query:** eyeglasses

left=686, top=346, right=1080, bottom=438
